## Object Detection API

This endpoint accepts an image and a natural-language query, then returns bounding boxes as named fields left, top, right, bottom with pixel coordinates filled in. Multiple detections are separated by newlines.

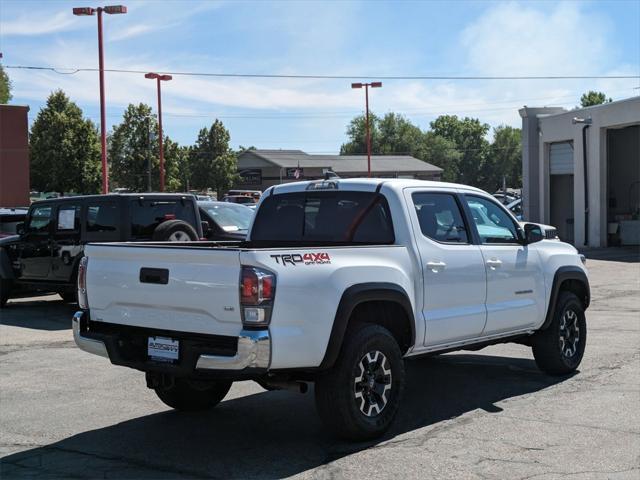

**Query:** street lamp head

left=103, top=5, right=127, bottom=14
left=351, top=83, right=363, bottom=89
left=371, top=82, right=382, bottom=88
left=159, top=74, right=172, bottom=81
left=145, top=72, right=159, bottom=79
left=72, top=7, right=95, bottom=15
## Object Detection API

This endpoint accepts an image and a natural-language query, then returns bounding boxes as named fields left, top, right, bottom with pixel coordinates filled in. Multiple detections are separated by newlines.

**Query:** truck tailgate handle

left=139, top=268, right=169, bottom=285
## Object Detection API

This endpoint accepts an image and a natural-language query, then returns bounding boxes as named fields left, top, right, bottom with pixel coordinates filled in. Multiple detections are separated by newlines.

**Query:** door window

left=56, top=205, right=82, bottom=231
left=412, top=192, right=468, bottom=243
left=28, top=205, right=52, bottom=233
left=465, top=196, right=520, bottom=244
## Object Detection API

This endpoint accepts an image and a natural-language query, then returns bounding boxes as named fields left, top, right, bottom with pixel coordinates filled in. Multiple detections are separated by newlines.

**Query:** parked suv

left=0, top=193, right=204, bottom=307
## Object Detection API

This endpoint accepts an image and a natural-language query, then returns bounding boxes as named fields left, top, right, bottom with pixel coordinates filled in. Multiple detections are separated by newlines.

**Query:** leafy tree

left=189, top=120, right=238, bottom=195
left=340, top=113, right=381, bottom=155
left=430, top=115, right=489, bottom=187
left=108, top=103, right=159, bottom=191
left=163, top=139, right=191, bottom=192
left=30, top=90, right=101, bottom=194
left=481, top=126, right=522, bottom=192
left=580, top=91, right=612, bottom=108
left=0, top=64, right=12, bottom=103
left=414, top=132, right=461, bottom=183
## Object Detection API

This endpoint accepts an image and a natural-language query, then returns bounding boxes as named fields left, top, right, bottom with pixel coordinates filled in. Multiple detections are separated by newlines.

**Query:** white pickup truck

left=73, top=179, right=589, bottom=440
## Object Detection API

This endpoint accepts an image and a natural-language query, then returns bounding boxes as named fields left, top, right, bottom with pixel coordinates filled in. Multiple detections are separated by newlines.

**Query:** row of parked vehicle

left=0, top=192, right=256, bottom=307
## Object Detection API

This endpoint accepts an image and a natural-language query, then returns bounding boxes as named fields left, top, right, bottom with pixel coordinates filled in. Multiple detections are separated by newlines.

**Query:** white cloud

left=108, top=24, right=156, bottom=42
left=0, top=11, right=79, bottom=36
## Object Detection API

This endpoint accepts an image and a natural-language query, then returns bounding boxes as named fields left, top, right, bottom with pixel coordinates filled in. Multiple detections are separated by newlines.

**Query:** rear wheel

left=532, top=291, right=586, bottom=375
left=153, top=378, right=232, bottom=412
left=315, top=324, right=405, bottom=441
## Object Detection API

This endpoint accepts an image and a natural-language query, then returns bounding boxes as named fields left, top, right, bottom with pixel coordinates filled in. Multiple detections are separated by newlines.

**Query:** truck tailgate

left=85, top=244, right=242, bottom=337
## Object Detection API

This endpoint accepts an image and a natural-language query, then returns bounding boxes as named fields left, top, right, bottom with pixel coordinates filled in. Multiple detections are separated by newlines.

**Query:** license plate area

left=148, top=336, right=179, bottom=363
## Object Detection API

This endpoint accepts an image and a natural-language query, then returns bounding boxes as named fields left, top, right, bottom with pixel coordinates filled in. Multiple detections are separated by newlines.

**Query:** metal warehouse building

left=235, top=150, right=443, bottom=191
left=520, top=96, right=640, bottom=247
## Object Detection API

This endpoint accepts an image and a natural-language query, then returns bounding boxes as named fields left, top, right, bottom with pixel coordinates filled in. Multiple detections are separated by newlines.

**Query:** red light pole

left=145, top=73, right=172, bottom=192
left=351, top=81, right=382, bottom=177
left=72, top=5, right=127, bottom=194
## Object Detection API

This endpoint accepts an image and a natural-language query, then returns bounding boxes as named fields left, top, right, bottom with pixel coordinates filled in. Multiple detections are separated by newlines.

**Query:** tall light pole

left=145, top=73, right=172, bottom=192
left=351, top=81, right=382, bottom=177
left=72, top=5, right=127, bottom=194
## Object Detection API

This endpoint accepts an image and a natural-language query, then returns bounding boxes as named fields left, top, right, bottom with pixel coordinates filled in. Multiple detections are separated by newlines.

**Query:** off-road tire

left=315, top=324, right=405, bottom=441
left=154, top=378, right=232, bottom=412
left=0, top=279, right=12, bottom=308
left=152, top=220, right=199, bottom=242
left=532, top=291, right=586, bottom=375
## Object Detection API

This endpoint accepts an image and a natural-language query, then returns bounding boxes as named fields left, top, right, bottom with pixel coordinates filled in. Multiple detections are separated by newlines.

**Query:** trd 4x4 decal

left=270, top=252, right=331, bottom=266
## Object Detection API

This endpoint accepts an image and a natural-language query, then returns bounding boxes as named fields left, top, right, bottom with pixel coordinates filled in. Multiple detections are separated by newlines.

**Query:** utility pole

left=72, top=5, right=127, bottom=193
left=351, top=82, right=382, bottom=177
left=144, top=73, right=172, bottom=191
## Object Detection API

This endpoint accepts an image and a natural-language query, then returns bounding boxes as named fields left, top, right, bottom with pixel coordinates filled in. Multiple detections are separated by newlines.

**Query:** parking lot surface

left=1, top=248, right=639, bottom=479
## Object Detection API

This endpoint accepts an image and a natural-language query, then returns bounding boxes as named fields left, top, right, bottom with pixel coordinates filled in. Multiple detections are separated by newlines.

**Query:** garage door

left=549, top=141, right=573, bottom=175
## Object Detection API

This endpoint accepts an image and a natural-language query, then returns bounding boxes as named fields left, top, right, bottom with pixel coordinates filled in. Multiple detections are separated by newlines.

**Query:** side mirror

left=523, top=223, right=544, bottom=244
left=16, top=222, right=25, bottom=236
left=201, top=221, right=211, bottom=238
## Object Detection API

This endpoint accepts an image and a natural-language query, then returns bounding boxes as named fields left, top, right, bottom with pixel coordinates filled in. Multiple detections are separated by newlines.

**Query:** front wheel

left=532, top=291, right=587, bottom=375
left=315, top=324, right=405, bottom=441
left=153, top=378, right=233, bottom=412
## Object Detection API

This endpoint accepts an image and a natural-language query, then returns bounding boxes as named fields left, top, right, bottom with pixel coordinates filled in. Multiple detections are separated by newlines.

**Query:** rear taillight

left=78, top=256, right=89, bottom=309
left=240, top=266, right=276, bottom=327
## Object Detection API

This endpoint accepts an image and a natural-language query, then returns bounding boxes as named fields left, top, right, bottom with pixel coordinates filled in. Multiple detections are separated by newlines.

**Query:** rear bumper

left=72, top=311, right=271, bottom=372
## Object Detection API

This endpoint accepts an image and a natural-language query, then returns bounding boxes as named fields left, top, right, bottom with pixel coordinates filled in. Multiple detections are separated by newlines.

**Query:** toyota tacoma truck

left=73, top=179, right=589, bottom=440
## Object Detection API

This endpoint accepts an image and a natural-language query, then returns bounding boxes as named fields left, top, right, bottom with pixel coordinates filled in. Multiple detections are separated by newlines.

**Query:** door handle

left=426, top=261, right=447, bottom=272
left=486, top=259, right=502, bottom=269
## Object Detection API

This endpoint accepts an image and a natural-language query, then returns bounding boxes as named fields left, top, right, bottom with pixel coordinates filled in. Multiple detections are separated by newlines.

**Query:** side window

left=56, top=205, right=82, bottom=232
left=86, top=202, right=118, bottom=233
left=28, top=205, right=52, bottom=233
left=412, top=192, right=468, bottom=243
left=465, top=196, right=519, bottom=244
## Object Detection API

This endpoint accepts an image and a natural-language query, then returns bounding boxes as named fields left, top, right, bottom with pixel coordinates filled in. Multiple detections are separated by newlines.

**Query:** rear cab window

left=129, top=198, right=197, bottom=240
left=250, top=191, right=394, bottom=245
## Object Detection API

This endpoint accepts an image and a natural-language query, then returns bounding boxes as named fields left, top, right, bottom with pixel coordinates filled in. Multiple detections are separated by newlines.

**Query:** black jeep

left=0, top=193, right=205, bottom=307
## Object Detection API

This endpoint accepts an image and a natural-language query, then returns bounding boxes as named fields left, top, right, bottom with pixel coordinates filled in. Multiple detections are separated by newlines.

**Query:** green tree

left=481, top=125, right=522, bottom=192
left=414, top=132, right=461, bottom=183
left=29, top=90, right=101, bottom=194
left=580, top=90, right=612, bottom=108
left=430, top=115, right=489, bottom=187
left=340, top=112, right=425, bottom=155
left=0, top=64, right=12, bottom=103
left=163, top=139, right=190, bottom=192
left=340, top=113, right=381, bottom=154
left=189, top=119, right=238, bottom=195
left=108, top=103, right=159, bottom=191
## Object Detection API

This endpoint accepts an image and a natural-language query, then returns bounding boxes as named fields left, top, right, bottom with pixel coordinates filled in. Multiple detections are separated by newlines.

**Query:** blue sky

left=1, top=0, right=639, bottom=153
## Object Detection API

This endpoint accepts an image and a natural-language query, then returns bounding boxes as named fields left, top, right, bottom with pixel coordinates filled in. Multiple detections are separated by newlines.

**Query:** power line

left=6, top=64, right=640, bottom=80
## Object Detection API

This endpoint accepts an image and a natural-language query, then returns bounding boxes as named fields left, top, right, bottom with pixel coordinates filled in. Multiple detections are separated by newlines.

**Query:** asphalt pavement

left=0, top=247, right=638, bottom=479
